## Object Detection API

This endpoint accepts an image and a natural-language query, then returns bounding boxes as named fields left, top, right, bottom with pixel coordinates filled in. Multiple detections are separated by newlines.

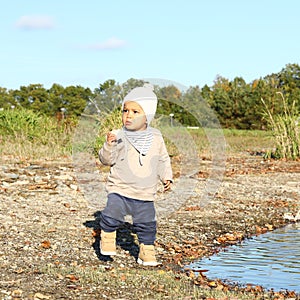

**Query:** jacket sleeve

left=98, top=141, right=118, bottom=166
left=157, top=137, right=173, bottom=182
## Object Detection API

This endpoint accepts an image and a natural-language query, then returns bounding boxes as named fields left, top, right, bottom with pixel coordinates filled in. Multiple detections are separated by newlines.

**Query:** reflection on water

left=189, top=223, right=300, bottom=292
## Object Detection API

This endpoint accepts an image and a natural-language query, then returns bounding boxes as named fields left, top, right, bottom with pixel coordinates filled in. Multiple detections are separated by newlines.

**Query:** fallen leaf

left=67, top=285, right=82, bottom=290
left=265, top=223, right=274, bottom=230
left=120, top=274, right=126, bottom=281
left=185, top=206, right=201, bottom=211
left=156, top=284, right=165, bottom=292
left=12, top=290, right=23, bottom=297
left=14, top=268, right=25, bottom=274
left=207, top=280, right=217, bottom=288
left=41, top=240, right=51, bottom=249
left=187, top=270, right=195, bottom=279
left=66, top=274, right=79, bottom=282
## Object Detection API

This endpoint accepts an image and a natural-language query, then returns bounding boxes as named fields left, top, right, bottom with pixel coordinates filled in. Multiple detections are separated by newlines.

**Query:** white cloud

left=87, top=37, right=127, bottom=50
left=15, top=15, right=55, bottom=30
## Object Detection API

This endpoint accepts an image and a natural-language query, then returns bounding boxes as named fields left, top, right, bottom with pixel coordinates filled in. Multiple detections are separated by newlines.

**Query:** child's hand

left=163, top=180, right=172, bottom=192
left=106, top=132, right=117, bottom=145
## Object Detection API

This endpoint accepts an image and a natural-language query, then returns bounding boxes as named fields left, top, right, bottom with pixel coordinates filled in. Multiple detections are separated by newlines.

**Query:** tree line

left=0, top=63, right=299, bottom=130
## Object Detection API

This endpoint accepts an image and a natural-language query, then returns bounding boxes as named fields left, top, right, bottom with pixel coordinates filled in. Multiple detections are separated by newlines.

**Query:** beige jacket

left=99, top=127, right=172, bottom=201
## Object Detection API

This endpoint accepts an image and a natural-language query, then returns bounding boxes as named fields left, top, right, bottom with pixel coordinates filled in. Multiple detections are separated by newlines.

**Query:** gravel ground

left=0, top=153, right=300, bottom=299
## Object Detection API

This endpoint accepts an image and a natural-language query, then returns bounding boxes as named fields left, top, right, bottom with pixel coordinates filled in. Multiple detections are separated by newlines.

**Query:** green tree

left=121, top=78, right=146, bottom=96
left=48, top=83, right=66, bottom=116
left=92, top=78, right=146, bottom=115
left=62, top=85, right=92, bottom=117
left=249, top=76, right=280, bottom=129
left=156, top=85, right=186, bottom=125
left=182, top=85, right=214, bottom=127
left=277, top=63, right=300, bottom=111
left=0, top=87, right=16, bottom=109
left=12, top=84, right=51, bottom=113
left=227, top=77, right=254, bottom=129
left=92, top=79, right=123, bottom=114
left=208, top=75, right=233, bottom=127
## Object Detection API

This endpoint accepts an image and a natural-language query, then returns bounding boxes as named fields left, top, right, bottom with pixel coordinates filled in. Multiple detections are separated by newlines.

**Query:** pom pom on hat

left=122, top=83, right=158, bottom=124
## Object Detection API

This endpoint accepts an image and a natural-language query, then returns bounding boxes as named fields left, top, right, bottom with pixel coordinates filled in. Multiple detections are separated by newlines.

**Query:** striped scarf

left=123, top=127, right=153, bottom=165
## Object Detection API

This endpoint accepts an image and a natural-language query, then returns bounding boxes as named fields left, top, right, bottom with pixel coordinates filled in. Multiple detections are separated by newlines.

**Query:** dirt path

left=1, top=154, right=299, bottom=299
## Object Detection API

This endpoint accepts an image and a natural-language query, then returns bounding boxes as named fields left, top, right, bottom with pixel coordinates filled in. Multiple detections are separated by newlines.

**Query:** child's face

left=122, top=101, right=147, bottom=131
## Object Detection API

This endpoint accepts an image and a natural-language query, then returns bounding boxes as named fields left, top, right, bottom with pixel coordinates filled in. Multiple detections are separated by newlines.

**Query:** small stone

left=34, top=176, right=44, bottom=183
left=12, top=289, right=23, bottom=297
left=34, top=292, right=51, bottom=299
left=5, top=173, right=19, bottom=180
left=70, top=184, right=78, bottom=190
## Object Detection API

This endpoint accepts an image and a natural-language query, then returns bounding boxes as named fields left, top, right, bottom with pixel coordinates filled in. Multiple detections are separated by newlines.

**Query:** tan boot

left=100, top=230, right=116, bottom=255
left=137, top=243, right=159, bottom=266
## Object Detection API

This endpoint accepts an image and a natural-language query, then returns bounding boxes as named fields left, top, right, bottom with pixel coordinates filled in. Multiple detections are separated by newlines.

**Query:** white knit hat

left=122, top=83, right=158, bottom=124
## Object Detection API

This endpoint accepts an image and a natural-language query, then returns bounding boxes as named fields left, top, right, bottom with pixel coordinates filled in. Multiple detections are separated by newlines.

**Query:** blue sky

left=1, top=0, right=300, bottom=90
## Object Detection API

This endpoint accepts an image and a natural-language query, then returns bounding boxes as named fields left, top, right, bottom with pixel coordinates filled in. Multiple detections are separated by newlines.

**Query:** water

left=189, top=223, right=300, bottom=292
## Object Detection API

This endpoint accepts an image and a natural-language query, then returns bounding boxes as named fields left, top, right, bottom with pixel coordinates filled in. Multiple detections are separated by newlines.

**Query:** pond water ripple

left=190, top=223, right=300, bottom=292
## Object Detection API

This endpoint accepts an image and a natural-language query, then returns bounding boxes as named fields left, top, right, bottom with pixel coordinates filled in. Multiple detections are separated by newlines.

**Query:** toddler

left=99, top=83, right=172, bottom=266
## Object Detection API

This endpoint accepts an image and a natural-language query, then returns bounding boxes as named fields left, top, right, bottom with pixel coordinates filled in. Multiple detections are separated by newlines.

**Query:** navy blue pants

left=100, top=193, right=156, bottom=245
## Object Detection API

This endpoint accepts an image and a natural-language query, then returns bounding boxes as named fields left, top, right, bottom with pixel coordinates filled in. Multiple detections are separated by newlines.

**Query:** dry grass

left=40, top=264, right=260, bottom=299
left=0, top=108, right=277, bottom=162
left=1, top=127, right=275, bottom=162
left=1, top=135, right=71, bottom=160
left=261, top=92, right=300, bottom=159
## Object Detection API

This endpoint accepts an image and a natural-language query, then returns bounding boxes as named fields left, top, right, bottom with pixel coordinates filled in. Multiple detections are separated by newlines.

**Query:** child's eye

left=123, top=109, right=128, bottom=113
left=134, top=110, right=139, bottom=114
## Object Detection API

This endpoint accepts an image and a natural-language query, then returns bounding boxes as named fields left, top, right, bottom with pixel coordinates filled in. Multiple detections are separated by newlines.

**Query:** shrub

left=0, top=108, right=72, bottom=159
left=261, top=92, right=300, bottom=159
